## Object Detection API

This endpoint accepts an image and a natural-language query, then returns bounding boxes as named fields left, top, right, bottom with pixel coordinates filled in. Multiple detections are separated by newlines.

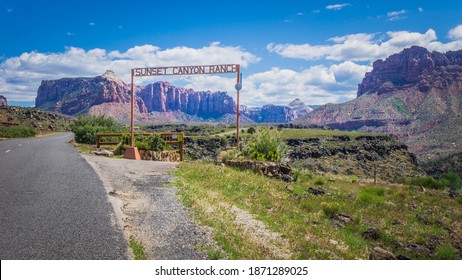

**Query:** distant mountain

left=35, top=70, right=147, bottom=115
left=138, top=81, right=235, bottom=119
left=240, top=99, right=313, bottom=123
left=295, top=46, right=462, bottom=161
left=0, top=95, right=7, bottom=107
left=35, top=71, right=311, bottom=123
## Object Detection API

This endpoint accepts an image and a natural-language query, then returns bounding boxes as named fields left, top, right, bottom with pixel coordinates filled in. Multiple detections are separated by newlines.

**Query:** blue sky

left=1, top=0, right=462, bottom=107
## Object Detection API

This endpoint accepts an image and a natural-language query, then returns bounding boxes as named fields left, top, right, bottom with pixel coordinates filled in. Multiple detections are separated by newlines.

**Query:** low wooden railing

left=96, top=132, right=184, bottom=161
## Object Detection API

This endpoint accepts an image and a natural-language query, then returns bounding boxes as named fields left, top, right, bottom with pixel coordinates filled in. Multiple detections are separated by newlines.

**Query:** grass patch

left=402, top=176, right=445, bottom=190
left=129, top=235, right=147, bottom=260
left=435, top=244, right=458, bottom=260
left=391, top=98, right=411, bottom=115
left=357, top=187, right=386, bottom=204
left=320, top=202, right=341, bottom=218
left=75, top=143, right=94, bottom=154
left=0, top=125, right=36, bottom=138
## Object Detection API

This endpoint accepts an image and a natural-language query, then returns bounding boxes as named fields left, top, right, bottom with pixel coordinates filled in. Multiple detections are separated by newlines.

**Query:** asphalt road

left=0, top=132, right=128, bottom=259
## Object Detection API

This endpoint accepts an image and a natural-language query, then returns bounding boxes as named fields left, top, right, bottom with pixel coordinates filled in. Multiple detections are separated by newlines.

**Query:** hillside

left=174, top=161, right=462, bottom=259
left=295, top=46, right=462, bottom=162
left=0, top=106, right=72, bottom=134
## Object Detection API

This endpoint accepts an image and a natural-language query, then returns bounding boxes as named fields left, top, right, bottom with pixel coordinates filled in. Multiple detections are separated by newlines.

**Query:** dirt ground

left=82, top=155, right=213, bottom=259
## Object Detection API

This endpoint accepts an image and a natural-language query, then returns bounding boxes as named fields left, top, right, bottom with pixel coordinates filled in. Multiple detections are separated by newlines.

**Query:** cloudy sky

left=1, top=0, right=462, bottom=107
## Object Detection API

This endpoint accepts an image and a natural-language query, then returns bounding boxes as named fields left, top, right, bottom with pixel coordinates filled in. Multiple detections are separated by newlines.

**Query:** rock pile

left=223, top=159, right=293, bottom=181
left=139, top=150, right=181, bottom=162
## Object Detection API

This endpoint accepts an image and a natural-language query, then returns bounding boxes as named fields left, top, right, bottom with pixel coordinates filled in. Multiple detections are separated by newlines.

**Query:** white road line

left=5, top=150, right=11, bottom=153
left=18, top=144, right=22, bottom=147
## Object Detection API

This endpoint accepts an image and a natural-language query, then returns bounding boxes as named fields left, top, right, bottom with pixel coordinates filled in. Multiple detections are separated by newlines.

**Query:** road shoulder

left=82, top=154, right=213, bottom=259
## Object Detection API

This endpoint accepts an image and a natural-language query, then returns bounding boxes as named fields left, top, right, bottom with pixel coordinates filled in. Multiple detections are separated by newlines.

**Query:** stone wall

left=223, top=159, right=293, bottom=181
left=139, top=150, right=181, bottom=162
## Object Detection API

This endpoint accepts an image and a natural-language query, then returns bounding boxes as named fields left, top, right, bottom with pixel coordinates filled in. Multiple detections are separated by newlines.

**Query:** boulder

left=370, top=247, right=397, bottom=260
left=94, top=149, right=114, bottom=157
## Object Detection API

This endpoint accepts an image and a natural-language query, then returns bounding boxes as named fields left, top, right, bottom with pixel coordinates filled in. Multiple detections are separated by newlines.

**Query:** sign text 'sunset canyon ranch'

left=133, top=64, right=239, bottom=76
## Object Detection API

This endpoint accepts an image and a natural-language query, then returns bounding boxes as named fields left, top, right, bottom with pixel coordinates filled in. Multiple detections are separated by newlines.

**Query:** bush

left=247, top=127, right=256, bottom=134
left=147, top=134, right=167, bottom=151
left=0, top=126, right=36, bottom=138
left=71, top=115, right=123, bottom=144
left=135, top=141, right=150, bottom=151
left=405, top=176, right=444, bottom=190
left=246, top=127, right=286, bottom=162
left=349, top=174, right=359, bottom=183
left=313, top=177, right=326, bottom=185
left=440, top=172, right=462, bottom=191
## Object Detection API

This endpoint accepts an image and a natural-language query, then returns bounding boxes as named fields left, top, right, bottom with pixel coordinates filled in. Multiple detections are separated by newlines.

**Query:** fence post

left=180, top=132, right=184, bottom=161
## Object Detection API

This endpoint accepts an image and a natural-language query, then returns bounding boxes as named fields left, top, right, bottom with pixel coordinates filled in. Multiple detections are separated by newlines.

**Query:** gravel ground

left=82, top=155, right=212, bottom=260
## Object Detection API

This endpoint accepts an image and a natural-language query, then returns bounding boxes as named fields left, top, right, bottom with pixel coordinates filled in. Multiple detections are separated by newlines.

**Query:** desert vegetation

left=0, top=106, right=72, bottom=138
left=173, top=160, right=462, bottom=260
left=0, top=125, right=36, bottom=138
left=67, top=117, right=462, bottom=259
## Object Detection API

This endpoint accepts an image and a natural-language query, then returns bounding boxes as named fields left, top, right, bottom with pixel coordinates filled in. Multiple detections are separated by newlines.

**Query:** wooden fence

left=96, top=132, right=184, bottom=161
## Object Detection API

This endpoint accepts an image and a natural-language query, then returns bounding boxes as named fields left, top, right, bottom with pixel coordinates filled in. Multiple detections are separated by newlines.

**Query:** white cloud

left=66, top=32, right=74, bottom=36
left=0, top=43, right=260, bottom=102
left=387, top=9, right=408, bottom=21
left=326, top=3, right=351, bottom=11
left=297, top=12, right=304, bottom=16
left=184, top=61, right=371, bottom=106
left=449, top=25, right=462, bottom=40
left=0, top=39, right=367, bottom=106
left=89, top=22, right=96, bottom=26
left=418, top=7, right=424, bottom=13
left=267, top=28, right=462, bottom=62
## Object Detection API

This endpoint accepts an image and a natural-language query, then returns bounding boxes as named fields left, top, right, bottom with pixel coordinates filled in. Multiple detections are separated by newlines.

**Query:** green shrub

left=121, top=133, right=131, bottom=145
left=247, top=127, right=256, bottom=134
left=71, top=115, right=123, bottom=144
left=313, top=177, right=326, bottom=185
left=405, top=176, right=444, bottom=190
left=0, top=126, right=36, bottom=138
left=247, top=127, right=286, bottom=162
left=349, top=174, right=359, bottom=183
left=440, top=172, right=462, bottom=191
left=220, top=137, right=227, bottom=147
left=147, top=134, right=167, bottom=151
left=135, top=141, right=150, bottom=151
